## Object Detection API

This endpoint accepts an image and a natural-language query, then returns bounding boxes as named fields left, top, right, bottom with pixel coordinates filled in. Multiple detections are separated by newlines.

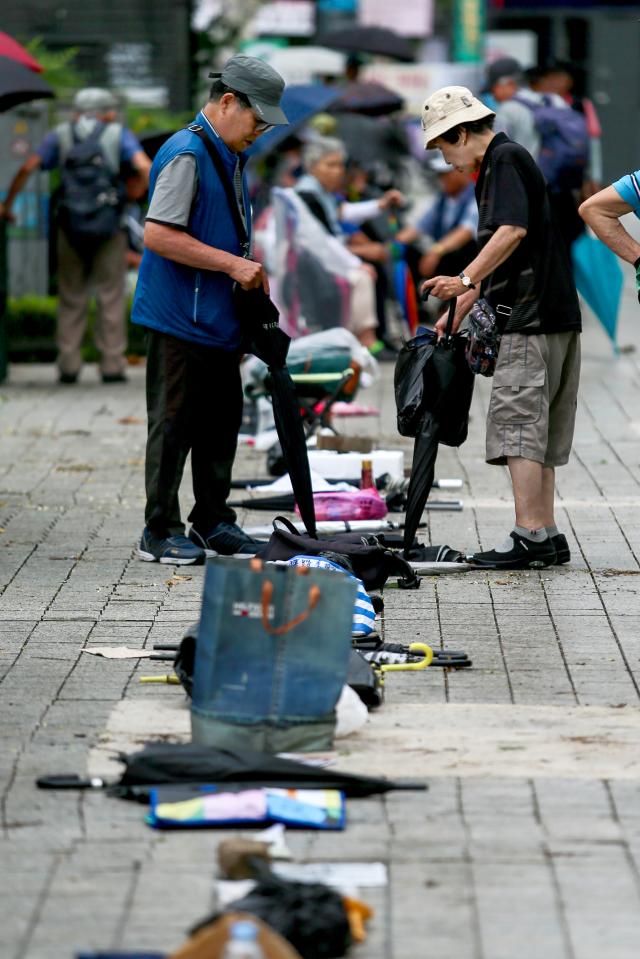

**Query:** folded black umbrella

left=36, top=742, right=426, bottom=799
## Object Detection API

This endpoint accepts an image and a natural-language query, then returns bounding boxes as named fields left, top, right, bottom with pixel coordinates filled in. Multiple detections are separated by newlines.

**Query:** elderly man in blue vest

left=132, top=56, right=288, bottom=565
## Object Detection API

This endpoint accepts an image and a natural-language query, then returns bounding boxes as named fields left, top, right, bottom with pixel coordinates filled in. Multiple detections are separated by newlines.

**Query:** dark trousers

left=144, top=330, right=242, bottom=537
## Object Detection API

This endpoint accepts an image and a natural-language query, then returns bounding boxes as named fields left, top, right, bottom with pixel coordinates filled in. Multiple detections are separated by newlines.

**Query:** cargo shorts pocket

left=488, top=367, right=546, bottom=426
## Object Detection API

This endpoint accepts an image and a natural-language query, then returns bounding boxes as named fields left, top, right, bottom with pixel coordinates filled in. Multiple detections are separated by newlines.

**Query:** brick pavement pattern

left=2, top=282, right=640, bottom=958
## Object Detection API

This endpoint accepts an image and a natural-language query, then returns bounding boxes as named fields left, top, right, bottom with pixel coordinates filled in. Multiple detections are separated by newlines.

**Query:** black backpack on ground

left=59, top=122, right=124, bottom=248
left=255, top=516, right=420, bottom=590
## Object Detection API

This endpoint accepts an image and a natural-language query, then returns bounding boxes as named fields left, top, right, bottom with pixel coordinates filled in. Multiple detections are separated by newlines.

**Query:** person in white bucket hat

left=420, top=85, right=582, bottom=572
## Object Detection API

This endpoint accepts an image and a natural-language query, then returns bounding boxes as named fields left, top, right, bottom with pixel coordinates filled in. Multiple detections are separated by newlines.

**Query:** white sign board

left=254, top=1, right=316, bottom=37
left=358, top=0, right=434, bottom=39
left=362, top=62, right=482, bottom=115
left=485, top=30, right=538, bottom=68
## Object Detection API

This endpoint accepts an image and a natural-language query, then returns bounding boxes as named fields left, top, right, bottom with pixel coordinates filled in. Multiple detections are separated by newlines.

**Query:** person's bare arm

left=579, top=186, right=640, bottom=265
left=130, top=149, right=152, bottom=187
left=143, top=221, right=268, bottom=291
left=423, top=224, right=526, bottom=301
left=0, top=153, right=42, bottom=219
left=420, top=225, right=476, bottom=278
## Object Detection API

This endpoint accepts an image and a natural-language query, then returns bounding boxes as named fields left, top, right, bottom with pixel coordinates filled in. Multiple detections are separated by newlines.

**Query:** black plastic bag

left=348, top=649, right=383, bottom=708
left=196, top=873, right=352, bottom=959
left=394, top=328, right=437, bottom=437
left=394, top=302, right=474, bottom=445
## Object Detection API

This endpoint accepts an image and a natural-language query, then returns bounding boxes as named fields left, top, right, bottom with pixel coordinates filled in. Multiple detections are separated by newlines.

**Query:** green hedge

left=6, top=294, right=148, bottom=362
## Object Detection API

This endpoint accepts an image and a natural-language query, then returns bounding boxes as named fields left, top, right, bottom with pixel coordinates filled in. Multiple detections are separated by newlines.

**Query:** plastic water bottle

left=221, top=919, right=265, bottom=959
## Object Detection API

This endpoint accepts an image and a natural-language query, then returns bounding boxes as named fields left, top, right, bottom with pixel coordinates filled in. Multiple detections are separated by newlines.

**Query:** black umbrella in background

left=400, top=298, right=475, bottom=555
left=316, top=25, right=415, bottom=62
left=0, top=55, right=54, bottom=112
left=332, top=80, right=404, bottom=117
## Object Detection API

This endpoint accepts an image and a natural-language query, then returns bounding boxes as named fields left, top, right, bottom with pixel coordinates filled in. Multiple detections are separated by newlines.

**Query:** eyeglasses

left=253, top=117, right=274, bottom=134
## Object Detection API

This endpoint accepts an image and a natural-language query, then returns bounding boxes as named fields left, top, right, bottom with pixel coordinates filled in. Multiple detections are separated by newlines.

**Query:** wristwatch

left=459, top=272, right=476, bottom=289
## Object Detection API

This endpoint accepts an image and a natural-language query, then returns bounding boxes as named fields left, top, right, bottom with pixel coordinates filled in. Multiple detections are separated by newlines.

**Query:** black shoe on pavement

left=468, top=531, right=557, bottom=570
left=552, top=532, right=570, bottom=565
left=138, top=527, right=205, bottom=565
left=102, top=372, right=128, bottom=383
left=189, top=522, right=264, bottom=557
left=59, top=372, right=78, bottom=384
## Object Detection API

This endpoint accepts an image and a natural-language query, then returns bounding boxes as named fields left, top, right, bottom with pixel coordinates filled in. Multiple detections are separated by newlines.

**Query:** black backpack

left=59, top=122, right=124, bottom=247
left=255, top=516, right=420, bottom=590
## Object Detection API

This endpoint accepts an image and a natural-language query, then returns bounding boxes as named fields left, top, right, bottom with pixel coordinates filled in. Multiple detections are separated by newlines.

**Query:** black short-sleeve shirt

left=475, top=132, right=581, bottom=335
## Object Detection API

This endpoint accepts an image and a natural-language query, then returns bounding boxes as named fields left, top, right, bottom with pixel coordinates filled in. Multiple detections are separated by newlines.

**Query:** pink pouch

left=296, top=489, right=388, bottom=522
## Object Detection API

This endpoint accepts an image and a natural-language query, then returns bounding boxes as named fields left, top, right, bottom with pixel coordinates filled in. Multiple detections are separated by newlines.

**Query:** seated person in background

left=342, top=159, right=401, bottom=350
left=295, top=136, right=403, bottom=350
left=397, top=155, right=478, bottom=286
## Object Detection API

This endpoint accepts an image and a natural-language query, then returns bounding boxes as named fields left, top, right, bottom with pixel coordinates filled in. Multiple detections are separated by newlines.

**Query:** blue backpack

left=514, top=95, right=589, bottom=191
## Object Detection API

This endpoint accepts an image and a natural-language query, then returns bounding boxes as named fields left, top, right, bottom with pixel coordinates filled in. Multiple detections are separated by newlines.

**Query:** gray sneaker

left=189, top=522, right=264, bottom=557
left=138, top=527, right=205, bottom=565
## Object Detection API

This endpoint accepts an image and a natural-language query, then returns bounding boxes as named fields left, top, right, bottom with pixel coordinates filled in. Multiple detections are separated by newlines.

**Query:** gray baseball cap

left=209, top=55, right=288, bottom=126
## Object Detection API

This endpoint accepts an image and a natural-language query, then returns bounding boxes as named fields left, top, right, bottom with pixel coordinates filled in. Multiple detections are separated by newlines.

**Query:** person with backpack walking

left=421, top=86, right=582, bottom=570
left=487, top=58, right=590, bottom=252
left=132, top=55, right=289, bottom=565
left=0, top=87, right=150, bottom=383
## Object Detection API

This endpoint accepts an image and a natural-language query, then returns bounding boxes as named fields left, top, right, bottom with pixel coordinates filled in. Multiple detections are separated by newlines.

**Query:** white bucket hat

left=421, top=86, right=495, bottom=150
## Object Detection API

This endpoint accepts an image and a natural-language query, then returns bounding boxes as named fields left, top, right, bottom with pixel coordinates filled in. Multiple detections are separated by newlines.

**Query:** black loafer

left=468, top=531, right=557, bottom=570
left=552, top=532, right=570, bottom=565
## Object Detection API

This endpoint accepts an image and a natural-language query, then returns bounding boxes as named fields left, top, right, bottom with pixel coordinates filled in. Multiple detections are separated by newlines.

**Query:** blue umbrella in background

left=572, top=231, right=623, bottom=349
left=246, top=83, right=341, bottom=158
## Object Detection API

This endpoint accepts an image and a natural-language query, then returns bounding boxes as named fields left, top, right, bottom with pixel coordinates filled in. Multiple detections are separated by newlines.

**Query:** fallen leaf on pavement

left=166, top=574, right=193, bottom=587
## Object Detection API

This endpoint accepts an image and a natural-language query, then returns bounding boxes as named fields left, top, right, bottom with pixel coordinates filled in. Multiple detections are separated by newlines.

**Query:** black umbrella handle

left=36, top=774, right=106, bottom=790
left=443, top=297, right=457, bottom=342
left=420, top=290, right=457, bottom=343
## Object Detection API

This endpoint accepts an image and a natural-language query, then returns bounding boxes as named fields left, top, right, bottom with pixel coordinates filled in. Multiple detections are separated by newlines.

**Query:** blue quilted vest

left=131, top=112, right=251, bottom=350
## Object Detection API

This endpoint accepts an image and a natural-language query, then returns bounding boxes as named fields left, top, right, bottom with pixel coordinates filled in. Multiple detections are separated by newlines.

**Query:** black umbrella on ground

left=0, top=55, right=54, bottom=112
left=395, top=297, right=475, bottom=556
left=316, top=25, right=415, bottom=62
left=36, top=742, right=427, bottom=798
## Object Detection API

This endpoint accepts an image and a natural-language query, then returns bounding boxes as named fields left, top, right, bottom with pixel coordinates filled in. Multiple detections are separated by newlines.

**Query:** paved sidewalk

left=2, top=279, right=640, bottom=959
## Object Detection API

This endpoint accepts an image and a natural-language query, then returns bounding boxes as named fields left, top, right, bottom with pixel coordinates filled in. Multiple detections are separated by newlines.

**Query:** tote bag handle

left=249, top=557, right=321, bottom=635
left=261, top=579, right=321, bottom=636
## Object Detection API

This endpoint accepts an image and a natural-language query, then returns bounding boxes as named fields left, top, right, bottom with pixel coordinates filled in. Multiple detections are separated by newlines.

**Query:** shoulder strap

left=98, top=122, right=123, bottom=175
left=187, top=123, right=249, bottom=256
left=56, top=122, right=73, bottom=164
left=511, top=95, right=538, bottom=114
left=81, top=120, right=107, bottom=145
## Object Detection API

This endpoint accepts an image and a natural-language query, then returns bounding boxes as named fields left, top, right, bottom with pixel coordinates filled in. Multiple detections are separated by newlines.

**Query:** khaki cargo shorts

left=486, top=330, right=581, bottom=468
